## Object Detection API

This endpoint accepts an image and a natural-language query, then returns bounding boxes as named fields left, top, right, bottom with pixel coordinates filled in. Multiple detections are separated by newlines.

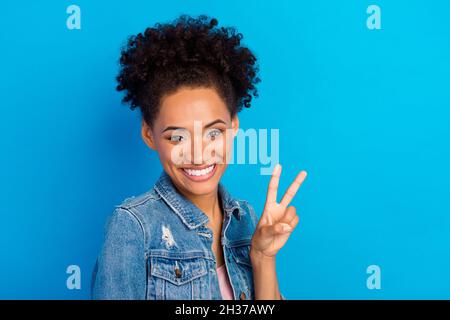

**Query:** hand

left=250, top=164, right=307, bottom=260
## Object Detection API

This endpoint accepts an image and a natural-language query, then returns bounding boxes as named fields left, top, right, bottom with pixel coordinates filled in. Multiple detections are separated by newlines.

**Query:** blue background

left=1, top=0, right=449, bottom=299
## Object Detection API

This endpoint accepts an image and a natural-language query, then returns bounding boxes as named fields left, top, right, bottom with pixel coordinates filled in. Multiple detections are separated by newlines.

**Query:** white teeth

left=183, top=165, right=215, bottom=177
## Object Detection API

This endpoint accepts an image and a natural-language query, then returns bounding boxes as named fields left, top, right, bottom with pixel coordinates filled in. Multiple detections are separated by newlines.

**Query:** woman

left=91, top=14, right=307, bottom=300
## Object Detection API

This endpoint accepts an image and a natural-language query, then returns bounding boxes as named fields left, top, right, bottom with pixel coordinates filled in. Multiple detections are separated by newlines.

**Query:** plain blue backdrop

left=1, top=0, right=449, bottom=299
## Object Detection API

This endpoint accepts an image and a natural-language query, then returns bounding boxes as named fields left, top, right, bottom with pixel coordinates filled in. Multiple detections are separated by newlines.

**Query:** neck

left=178, top=185, right=221, bottom=221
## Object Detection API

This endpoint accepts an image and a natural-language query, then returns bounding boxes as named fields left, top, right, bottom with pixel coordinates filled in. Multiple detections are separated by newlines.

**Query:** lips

left=180, top=164, right=217, bottom=182
left=183, top=164, right=215, bottom=176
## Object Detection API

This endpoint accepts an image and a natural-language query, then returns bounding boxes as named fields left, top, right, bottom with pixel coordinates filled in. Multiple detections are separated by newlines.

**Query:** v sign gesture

left=250, top=164, right=307, bottom=259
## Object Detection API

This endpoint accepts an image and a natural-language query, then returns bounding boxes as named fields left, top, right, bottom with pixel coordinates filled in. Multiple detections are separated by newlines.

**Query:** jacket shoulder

left=115, top=187, right=161, bottom=210
left=112, top=187, right=164, bottom=233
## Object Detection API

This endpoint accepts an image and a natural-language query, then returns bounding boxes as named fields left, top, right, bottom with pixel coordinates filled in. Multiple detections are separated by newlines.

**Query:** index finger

left=265, top=163, right=282, bottom=206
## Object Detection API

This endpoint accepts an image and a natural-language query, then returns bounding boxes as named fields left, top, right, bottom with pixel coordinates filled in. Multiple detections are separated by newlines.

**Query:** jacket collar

left=154, top=170, right=243, bottom=230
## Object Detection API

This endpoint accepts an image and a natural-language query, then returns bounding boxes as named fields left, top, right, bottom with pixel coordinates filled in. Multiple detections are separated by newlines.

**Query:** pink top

left=217, top=264, right=234, bottom=300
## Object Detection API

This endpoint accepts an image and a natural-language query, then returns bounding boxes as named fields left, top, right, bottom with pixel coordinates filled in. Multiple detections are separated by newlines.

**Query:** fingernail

left=282, top=225, right=292, bottom=232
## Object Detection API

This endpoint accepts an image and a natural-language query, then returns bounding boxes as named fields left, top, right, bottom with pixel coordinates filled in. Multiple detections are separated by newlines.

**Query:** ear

left=141, top=119, right=157, bottom=150
left=231, top=115, right=240, bottom=137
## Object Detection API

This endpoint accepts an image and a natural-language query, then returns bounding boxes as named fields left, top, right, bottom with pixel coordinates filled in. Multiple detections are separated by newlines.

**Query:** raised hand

left=250, top=164, right=307, bottom=259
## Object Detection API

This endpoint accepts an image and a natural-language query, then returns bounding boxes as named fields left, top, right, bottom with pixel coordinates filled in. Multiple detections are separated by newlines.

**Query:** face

left=141, top=87, right=239, bottom=198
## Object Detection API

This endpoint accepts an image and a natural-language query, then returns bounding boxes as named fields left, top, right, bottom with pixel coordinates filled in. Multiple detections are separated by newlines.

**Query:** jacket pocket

left=148, top=250, right=210, bottom=300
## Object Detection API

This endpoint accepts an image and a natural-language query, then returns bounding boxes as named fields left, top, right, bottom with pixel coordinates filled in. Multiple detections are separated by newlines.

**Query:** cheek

left=163, top=140, right=194, bottom=165
left=221, top=131, right=235, bottom=163
left=204, top=135, right=233, bottom=164
left=156, top=141, right=180, bottom=165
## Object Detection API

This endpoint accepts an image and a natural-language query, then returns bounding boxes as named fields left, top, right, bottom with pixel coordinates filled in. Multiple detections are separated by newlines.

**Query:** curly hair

left=116, top=14, right=260, bottom=126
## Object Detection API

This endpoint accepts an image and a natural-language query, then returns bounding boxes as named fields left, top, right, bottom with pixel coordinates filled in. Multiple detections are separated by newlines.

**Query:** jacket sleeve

left=91, top=207, right=147, bottom=300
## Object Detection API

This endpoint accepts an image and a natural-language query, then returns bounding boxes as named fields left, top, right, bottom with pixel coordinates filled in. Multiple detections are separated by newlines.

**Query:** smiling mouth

left=180, top=164, right=217, bottom=181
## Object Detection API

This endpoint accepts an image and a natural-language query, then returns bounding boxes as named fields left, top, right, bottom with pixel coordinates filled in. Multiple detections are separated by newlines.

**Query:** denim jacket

left=91, top=170, right=286, bottom=300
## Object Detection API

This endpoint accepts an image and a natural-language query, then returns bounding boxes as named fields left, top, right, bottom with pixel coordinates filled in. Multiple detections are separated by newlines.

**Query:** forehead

left=155, top=87, right=231, bottom=129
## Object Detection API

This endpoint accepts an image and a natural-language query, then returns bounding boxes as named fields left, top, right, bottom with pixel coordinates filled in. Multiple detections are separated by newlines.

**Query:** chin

left=168, top=163, right=225, bottom=196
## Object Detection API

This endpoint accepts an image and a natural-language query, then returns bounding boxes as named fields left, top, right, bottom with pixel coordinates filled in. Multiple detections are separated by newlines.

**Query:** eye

left=169, top=135, right=185, bottom=142
left=206, top=128, right=223, bottom=141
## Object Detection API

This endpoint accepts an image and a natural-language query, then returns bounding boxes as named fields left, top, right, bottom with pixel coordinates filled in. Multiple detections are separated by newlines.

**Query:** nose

left=191, top=132, right=204, bottom=165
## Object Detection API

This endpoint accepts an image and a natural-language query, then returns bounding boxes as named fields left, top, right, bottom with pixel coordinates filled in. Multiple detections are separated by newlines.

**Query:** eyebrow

left=161, top=119, right=227, bottom=133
